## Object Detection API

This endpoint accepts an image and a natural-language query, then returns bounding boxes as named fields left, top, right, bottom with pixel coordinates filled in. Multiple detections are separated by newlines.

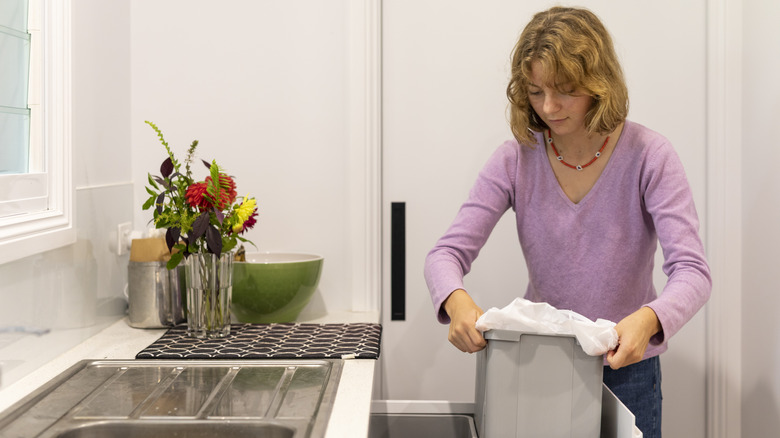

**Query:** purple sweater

left=424, top=120, right=711, bottom=359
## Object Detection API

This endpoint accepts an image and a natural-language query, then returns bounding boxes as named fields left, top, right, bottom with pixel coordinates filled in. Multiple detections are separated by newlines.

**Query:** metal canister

left=127, top=261, right=184, bottom=328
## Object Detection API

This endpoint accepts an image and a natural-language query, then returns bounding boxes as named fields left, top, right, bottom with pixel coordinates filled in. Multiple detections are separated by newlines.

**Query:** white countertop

left=0, top=311, right=379, bottom=438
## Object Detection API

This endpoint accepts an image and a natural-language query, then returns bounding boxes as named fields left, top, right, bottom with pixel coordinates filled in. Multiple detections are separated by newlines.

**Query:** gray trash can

left=474, top=330, right=603, bottom=438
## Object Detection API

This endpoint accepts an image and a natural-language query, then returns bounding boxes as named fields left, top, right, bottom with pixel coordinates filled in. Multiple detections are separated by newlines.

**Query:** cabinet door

left=380, top=2, right=529, bottom=404
left=380, top=1, right=706, bottom=436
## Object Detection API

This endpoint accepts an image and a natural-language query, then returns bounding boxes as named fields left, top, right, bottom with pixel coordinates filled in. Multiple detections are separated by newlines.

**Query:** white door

left=379, top=1, right=708, bottom=436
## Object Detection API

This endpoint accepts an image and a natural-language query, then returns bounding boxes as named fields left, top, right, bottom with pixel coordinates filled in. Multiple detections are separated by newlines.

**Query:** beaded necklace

left=546, top=129, right=609, bottom=171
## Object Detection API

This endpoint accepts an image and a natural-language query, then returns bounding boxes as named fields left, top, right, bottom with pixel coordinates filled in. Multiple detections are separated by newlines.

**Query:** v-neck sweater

left=424, top=120, right=711, bottom=359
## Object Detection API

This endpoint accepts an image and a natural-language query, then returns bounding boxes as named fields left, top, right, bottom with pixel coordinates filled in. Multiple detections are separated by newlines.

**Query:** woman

left=423, top=7, right=711, bottom=437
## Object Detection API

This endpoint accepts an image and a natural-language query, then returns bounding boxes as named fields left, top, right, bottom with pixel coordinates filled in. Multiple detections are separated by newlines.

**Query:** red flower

left=185, top=174, right=237, bottom=211
left=185, top=182, right=211, bottom=210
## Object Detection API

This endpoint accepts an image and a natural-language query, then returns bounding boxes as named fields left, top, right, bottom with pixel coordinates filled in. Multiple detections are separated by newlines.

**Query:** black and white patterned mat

left=136, top=323, right=382, bottom=360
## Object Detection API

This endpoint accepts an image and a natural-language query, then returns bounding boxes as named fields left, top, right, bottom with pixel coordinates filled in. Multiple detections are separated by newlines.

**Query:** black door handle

left=391, top=202, right=406, bottom=321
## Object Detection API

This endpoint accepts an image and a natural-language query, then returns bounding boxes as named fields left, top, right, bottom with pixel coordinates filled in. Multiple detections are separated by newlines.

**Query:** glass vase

left=184, top=251, right=234, bottom=338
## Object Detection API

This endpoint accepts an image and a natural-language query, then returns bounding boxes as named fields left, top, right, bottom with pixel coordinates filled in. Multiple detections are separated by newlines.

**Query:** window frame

left=0, top=0, right=73, bottom=265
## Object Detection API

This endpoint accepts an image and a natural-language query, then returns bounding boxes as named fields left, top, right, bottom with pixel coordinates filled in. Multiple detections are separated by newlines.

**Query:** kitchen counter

left=0, top=310, right=379, bottom=438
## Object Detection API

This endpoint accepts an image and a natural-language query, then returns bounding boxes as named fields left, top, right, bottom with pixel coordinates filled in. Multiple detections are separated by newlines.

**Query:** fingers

left=448, top=319, right=486, bottom=353
left=606, top=306, right=662, bottom=370
left=605, top=349, right=618, bottom=368
left=606, top=342, right=637, bottom=370
left=443, top=289, right=486, bottom=353
left=607, top=326, right=644, bottom=370
left=607, top=341, right=644, bottom=370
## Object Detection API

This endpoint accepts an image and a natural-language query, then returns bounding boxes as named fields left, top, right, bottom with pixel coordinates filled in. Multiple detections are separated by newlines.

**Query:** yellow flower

left=232, top=196, right=257, bottom=233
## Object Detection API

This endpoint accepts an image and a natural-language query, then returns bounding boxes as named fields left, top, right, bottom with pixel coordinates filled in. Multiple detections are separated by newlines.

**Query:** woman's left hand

left=606, top=306, right=662, bottom=370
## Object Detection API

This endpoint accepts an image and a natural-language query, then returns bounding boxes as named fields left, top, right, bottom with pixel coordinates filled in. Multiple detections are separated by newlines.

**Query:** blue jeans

left=603, top=356, right=663, bottom=438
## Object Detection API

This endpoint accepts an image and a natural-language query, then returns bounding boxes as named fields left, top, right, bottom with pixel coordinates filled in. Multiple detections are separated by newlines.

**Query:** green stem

left=187, top=251, right=230, bottom=338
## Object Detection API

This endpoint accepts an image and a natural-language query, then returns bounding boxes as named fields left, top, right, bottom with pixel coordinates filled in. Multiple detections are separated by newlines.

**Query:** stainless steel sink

left=0, top=359, right=342, bottom=438
left=55, top=420, right=294, bottom=438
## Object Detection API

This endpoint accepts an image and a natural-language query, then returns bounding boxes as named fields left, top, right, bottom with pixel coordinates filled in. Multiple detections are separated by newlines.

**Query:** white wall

left=741, top=1, right=780, bottom=436
left=129, top=0, right=352, bottom=317
left=0, top=0, right=132, bottom=387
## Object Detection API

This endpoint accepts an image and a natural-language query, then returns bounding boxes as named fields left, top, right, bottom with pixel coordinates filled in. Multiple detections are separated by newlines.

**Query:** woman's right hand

left=443, top=289, right=486, bottom=353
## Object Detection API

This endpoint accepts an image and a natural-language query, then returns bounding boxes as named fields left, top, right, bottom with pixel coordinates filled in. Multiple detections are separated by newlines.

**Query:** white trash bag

left=475, top=297, right=619, bottom=356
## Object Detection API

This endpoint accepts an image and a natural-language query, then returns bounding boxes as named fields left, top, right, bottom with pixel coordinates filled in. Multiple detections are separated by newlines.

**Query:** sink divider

left=196, top=365, right=240, bottom=419
left=265, top=366, right=297, bottom=419
left=127, top=366, right=183, bottom=419
left=66, top=366, right=130, bottom=420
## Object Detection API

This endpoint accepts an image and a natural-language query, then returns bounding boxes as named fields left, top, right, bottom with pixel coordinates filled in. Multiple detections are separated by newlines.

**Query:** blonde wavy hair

left=507, top=7, right=629, bottom=145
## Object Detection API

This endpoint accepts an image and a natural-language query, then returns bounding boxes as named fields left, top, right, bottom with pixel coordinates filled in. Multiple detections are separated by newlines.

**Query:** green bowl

left=231, top=252, right=323, bottom=323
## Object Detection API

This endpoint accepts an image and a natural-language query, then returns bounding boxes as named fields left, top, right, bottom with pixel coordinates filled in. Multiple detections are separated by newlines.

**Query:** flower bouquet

left=142, top=121, right=257, bottom=338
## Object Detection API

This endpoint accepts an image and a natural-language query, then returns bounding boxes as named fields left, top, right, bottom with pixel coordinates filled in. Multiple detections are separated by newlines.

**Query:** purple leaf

left=180, top=237, right=191, bottom=257
left=155, top=193, right=165, bottom=214
left=202, top=159, right=212, bottom=169
left=214, top=208, right=224, bottom=224
left=160, top=157, right=174, bottom=178
left=152, top=175, right=171, bottom=190
left=191, top=211, right=210, bottom=241
left=152, top=176, right=170, bottom=190
left=206, top=225, right=222, bottom=257
left=165, top=227, right=180, bottom=253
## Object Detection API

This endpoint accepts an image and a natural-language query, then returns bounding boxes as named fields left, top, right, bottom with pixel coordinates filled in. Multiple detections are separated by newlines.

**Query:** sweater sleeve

left=424, top=142, right=517, bottom=323
left=641, top=139, right=712, bottom=344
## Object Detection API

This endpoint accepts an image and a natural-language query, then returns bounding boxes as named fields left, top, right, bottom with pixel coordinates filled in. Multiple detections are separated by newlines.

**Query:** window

left=0, top=0, right=31, bottom=176
left=0, top=0, right=73, bottom=264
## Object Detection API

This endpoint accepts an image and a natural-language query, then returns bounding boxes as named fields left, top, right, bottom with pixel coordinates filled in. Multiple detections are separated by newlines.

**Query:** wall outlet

left=116, top=222, right=132, bottom=256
